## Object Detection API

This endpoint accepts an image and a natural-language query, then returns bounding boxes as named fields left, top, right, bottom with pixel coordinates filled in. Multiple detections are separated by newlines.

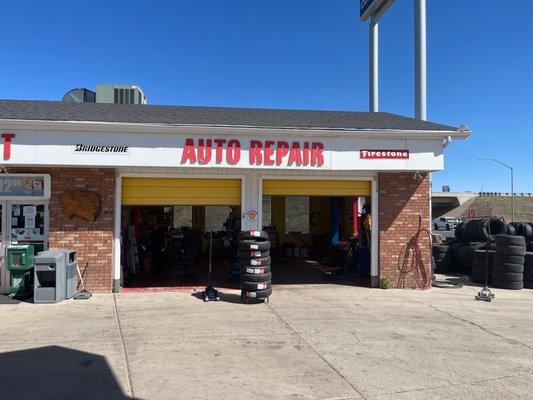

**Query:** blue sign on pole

left=360, top=0, right=394, bottom=21
left=360, top=0, right=375, bottom=18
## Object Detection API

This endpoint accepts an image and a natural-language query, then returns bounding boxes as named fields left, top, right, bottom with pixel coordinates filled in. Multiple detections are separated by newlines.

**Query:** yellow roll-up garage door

left=262, top=179, right=371, bottom=196
left=122, top=178, right=241, bottom=206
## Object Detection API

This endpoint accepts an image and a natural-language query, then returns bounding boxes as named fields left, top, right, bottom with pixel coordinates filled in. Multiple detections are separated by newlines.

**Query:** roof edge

left=0, top=118, right=471, bottom=139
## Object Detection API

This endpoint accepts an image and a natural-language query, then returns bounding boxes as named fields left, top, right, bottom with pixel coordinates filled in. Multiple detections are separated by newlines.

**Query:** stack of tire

left=454, top=218, right=506, bottom=242
left=492, top=234, right=526, bottom=290
left=238, top=230, right=272, bottom=302
left=524, top=253, right=533, bottom=289
left=432, top=244, right=452, bottom=273
left=508, top=222, right=533, bottom=253
left=448, top=241, right=486, bottom=275
left=471, top=248, right=494, bottom=284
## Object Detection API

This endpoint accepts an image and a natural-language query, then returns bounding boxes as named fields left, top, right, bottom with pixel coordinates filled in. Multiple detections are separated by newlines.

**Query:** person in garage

left=149, top=220, right=167, bottom=274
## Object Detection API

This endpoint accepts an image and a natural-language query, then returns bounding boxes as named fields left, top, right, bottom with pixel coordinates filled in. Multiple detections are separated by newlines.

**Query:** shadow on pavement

left=190, top=290, right=244, bottom=304
left=0, top=295, right=23, bottom=305
left=0, top=345, right=132, bottom=399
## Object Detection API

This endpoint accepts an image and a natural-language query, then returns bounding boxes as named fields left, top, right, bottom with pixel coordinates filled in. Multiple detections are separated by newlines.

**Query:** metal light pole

left=414, top=0, right=427, bottom=121
left=472, top=158, right=515, bottom=222
left=369, top=15, right=379, bottom=112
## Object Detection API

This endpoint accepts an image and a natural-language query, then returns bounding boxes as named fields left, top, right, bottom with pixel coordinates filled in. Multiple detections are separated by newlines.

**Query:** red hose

left=397, top=215, right=432, bottom=289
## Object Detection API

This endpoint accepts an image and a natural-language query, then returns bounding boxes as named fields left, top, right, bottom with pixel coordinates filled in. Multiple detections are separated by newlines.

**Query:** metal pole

left=471, top=157, right=515, bottom=223
left=369, top=15, right=379, bottom=112
left=414, top=0, right=427, bottom=120
left=511, top=167, right=515, bottom=222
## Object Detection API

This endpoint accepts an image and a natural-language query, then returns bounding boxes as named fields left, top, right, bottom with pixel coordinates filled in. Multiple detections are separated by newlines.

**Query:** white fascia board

left=0, top=119, right=471, bottom=140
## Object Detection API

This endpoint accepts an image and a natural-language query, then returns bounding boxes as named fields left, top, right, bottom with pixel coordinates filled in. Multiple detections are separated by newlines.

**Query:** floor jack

left=203, top=231, right=220, bottom=302
left=475, top=240, right=495, bottom=302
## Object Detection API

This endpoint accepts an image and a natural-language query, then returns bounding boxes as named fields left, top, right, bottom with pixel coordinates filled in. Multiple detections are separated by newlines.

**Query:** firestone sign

left=180, top=138, right=325, bottom=167
left=360, top=149, right=409, bottom=159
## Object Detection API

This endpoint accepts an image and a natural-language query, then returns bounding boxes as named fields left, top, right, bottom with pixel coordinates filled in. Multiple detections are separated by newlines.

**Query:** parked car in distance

left=433, top=217, right=458, bottom=231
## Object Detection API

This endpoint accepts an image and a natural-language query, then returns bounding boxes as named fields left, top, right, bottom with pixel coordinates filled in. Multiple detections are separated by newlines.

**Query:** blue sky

left=1, top=0, right=532, bottom=193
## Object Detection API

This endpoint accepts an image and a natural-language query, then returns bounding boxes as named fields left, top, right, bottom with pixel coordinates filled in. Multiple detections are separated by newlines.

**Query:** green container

left=6, top=245, right=35, bottom=299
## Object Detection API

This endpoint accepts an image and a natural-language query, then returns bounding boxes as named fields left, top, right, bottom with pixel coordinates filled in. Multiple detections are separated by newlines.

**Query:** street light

left=471, top=158, right=514, bottom=222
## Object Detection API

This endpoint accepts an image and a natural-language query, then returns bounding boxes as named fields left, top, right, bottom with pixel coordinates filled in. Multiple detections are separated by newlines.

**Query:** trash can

left=62, top=250, right=78, bottom=299
left=34, top=250, right=77, bottom=303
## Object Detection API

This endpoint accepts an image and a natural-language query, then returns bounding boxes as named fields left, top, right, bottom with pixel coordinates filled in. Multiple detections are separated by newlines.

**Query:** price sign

left=0, top=175, right=50, bottom=199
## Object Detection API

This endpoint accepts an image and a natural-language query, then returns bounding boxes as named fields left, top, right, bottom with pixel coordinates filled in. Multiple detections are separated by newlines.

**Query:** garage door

left=262, top=179, right=371, bottom=196
left=122, top=178, right=241, bottom=206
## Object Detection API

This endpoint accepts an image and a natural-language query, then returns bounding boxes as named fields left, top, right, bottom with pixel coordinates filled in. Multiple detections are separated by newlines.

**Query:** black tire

left=492, top=271, right=523, bottom=282
left=432, top=245, right=448, bottom=254
left=241, top=272, right=272, bottom=282
left=454, top=222, right=465, bottom=239
left=506, top=224, right=516, bottom=236
left=470, top=273, right=486, bottom=283
left=489, top=218, right=507, bottom=236
left=242, top=287, right=272, bottom=299
left=241, top=265, right=271, bottom=275
left=237, top=250, right=270, bottom=259
left=238, top=240, right=271, bottom=251
left=238, top=230, right=269, bottom=241
left=494, top=234, right=526, bottom=246
left=526, top=252, right=533, bottom=266
left=515, top=223, right=533, bottom=241
left=239, top=256, right=270, bottom=267
left=493, top=253, right=525, bottom=265
left=435, top=257, right=451, bottom=274
left=524, top=281, right=533, bottom=289
left=492, top=262, right=524, bottom=273
left=241, top=281, right=271, bottom=291
left=496, top=245, right=526, bottom=256
left=527, top=242, right=533, bottom=252
left=492, top=279, right=523, bottom=290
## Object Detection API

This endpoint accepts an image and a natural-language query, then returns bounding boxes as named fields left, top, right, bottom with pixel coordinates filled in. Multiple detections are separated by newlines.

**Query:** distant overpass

left=432, top=191, right=477, bottom=218
left=432, top=192, right=533, bottom=220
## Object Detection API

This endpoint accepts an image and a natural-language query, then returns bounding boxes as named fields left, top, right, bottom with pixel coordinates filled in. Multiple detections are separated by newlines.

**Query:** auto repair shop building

left=0, top=100, right=469, bottom=293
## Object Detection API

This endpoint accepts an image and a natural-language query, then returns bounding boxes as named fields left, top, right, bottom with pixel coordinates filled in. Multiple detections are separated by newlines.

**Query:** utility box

left=6, top=245, right=35, bottom=299
left=34, top=250, right=78, bottom=304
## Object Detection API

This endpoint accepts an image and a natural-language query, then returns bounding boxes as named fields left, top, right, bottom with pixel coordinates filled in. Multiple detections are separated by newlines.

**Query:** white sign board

left=1, top=130, right=444, bottom=171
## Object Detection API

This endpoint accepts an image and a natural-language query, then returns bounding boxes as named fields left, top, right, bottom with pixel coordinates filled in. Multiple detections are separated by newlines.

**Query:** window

left=285, top=196, right=309, bottom=233
left=205, top=206, right=232, bottom=232
left=173, top=206, right=192, bottom=228
left=262, top=196, right=272, bottom=227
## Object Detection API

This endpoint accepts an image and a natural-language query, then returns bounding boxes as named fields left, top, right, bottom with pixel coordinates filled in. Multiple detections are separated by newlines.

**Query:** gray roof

left=0, top=99, right=460, bottom=132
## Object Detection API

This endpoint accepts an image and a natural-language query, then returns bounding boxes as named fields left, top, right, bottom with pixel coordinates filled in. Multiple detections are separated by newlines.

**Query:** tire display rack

left=238, top=230, right=271, bottom=303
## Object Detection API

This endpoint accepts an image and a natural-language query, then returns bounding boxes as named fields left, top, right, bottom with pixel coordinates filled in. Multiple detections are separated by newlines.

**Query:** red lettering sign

left=360, top=149, right=409, bottom=159
left=1, top=133, right=15, bottom=160
left=180, top=138, right=326, bottom=168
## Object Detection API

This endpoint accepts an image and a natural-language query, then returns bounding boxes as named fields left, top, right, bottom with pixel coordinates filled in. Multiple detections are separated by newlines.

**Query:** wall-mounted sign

left=180, top=138, right=325, bottom=167
left=246, top=209, right=258, bottom=221
left=360, top=149, right=409, bottom=160
left=0, top=175, right=50, bottom=198
left=1, top=133, right=15, bottom=160
left=72, top=144, right=130, bottom=154
left=60, top=191, right=101, bottom=222
left=0, top=130, right=444, bottom=171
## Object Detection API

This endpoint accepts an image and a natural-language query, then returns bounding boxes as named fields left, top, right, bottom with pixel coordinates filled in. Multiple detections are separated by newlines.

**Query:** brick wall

left=378, top=172, right=431, bottom=289
left=13, top=167, right=115, bottom=293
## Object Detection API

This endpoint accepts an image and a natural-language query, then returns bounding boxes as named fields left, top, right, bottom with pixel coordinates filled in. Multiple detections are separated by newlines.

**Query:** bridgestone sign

left=73, top=144, right=130, bottom=154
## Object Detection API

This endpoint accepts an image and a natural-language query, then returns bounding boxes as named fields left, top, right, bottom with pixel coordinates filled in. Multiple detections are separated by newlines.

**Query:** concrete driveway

left=1, top=283, right=533, bottom=400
